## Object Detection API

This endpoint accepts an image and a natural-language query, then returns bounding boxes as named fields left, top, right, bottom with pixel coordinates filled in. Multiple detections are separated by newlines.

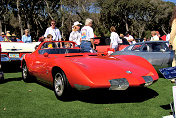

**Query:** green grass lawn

left=0, top=72, right=174, bottom=118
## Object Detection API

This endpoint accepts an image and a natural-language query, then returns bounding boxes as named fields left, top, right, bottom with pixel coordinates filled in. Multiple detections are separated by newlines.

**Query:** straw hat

left=12, top=34, right=16, bottom=37
left=6, top=33, right=11, bottom=37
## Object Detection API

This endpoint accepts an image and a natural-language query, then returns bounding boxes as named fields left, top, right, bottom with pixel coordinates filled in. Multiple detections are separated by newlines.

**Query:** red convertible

left=21, top=41, right=158, bottom=99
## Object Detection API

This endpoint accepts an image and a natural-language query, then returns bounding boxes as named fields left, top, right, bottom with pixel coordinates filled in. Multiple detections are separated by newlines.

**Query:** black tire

left=0, top=76, right=4, bottom=84
left=53, top=70, right=71, bottom=100
left=22, top=63, right=33, bottom=82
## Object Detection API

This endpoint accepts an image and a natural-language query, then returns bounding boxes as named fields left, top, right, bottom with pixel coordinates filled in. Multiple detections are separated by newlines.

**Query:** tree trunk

left=0, top=20, right=2, bottom=34
left=17, top=0, right=23, bottom=37
left=125, top=22, right=129, bottom=32
left=161, top=25, right=167, bottom=35
left=61, top=0, right=64, bottom=39
left=44, top=0, right=53, bottom=20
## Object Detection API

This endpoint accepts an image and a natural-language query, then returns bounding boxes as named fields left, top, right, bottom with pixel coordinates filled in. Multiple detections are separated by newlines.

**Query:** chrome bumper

left=109, top=78, right=129, bottom=90
left=1, top=54, right=24, bottom=62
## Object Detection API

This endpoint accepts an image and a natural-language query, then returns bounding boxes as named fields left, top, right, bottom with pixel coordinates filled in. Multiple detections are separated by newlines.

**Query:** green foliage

left=0, top=0, right=175, bottom=39
left=97, top=0, right=175, bottom=38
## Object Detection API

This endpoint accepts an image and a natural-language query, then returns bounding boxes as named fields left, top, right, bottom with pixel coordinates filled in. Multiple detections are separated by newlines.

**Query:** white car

left=1, top=42, right=40, bottom=63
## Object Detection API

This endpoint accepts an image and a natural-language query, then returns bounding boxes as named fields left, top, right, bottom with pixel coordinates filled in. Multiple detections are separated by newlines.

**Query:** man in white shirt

left=80, top=18, right=95, bottom=52
left=124, top=32, right=135, bottom=45
left=150, top=31, right=159, bottom=41
left=110, top=26, right=121, bottom=51
left=44, top=20, right=62, bottom=41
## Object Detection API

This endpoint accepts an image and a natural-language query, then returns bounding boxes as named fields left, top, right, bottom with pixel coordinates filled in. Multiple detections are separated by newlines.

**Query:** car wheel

left=22, top=63, right=33, bottom=82
left=0, top=73, right=4, bottom=83
left=53, top=71, right=71, bottom=100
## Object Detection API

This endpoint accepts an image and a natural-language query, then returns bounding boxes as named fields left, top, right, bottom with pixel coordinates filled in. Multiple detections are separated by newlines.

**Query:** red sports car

left=21, top=41, right=159, bottom=99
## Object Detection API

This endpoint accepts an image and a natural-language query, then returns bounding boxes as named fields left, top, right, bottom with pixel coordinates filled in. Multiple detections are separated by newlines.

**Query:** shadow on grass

left=72, top=87, right=159, bottom=104
left=36, top=80, right=159, bottom=104
left=1, top=62, right=21, bottom=73
left=160, top=104, right=171, bottom=110
left=0, top=77, right=22, bottom=84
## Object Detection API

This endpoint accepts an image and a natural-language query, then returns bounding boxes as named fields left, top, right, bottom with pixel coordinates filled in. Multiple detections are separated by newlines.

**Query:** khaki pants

left=172, top=37, right=176, bottom=67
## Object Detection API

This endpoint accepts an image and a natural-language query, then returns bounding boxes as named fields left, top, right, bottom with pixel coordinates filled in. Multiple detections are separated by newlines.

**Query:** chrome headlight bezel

left=142, top=76, right=153, bottom=87
left=109, top=78, right=129, bottom=90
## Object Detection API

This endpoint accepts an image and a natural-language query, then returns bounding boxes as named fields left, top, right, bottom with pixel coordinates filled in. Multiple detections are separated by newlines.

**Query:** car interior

left=142, top=43, right=168, bottom=52
left=38, top=42, right=83, bottom=54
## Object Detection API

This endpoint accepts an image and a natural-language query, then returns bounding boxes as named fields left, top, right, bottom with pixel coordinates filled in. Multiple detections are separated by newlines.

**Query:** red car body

left=93, top=37, right=129, bottom=55
left=21, top=41, right=158, bottom=99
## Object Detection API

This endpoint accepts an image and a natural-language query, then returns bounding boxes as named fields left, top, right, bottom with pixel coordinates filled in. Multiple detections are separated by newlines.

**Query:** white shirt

left=81, top=26, right=94, bottom=41
left=166, top=34, right=170, bottom=41
left=150, top=35, right=159, bottom=41
left=110, top=32, right=121, bottom=45
left=124, top=35, right=134, bottom=45
left=69, top=31, right=81, bottom=45
left=44, top=27, right=62, bottom=41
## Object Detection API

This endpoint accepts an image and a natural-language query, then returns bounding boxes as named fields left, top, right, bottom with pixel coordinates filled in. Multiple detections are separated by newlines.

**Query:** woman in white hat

left=69, top=21, right=82, bottom=47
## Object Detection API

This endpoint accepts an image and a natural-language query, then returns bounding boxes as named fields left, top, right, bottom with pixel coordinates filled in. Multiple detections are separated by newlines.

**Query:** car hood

left=66, top=55, right=153, bottom=85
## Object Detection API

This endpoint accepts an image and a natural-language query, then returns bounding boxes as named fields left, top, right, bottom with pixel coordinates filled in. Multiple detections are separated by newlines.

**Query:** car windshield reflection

left=38, top=41, right=96, bottom=54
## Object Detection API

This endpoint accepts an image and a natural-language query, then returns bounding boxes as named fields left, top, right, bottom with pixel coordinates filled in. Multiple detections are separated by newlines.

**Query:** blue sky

left=163, top=0, right=176, bottom=3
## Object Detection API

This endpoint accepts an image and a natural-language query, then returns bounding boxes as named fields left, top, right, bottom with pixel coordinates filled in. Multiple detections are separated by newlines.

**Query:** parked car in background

left=1, top=42, right=40, bottom=69
left=112, top=41, right=173, bottom=70
left=22, top=41, right=158, bottom=100
left=94, top=37, right=129, bottom=55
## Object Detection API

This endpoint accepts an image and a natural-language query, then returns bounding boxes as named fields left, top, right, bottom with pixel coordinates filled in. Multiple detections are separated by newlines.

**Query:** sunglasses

left=51, top=23, right=56, bottom=25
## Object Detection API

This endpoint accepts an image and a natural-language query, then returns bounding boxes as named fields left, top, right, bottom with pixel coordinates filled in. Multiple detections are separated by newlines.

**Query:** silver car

left=112, top=41, right=174, bottom=69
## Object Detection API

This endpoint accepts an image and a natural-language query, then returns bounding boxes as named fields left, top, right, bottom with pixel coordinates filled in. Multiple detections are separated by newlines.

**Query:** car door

left=31, top=49, right=51, bottom=80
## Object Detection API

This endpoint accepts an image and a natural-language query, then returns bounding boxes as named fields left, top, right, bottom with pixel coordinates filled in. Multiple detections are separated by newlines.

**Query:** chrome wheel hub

left=23, top=65, right=27, bottom=79
left=54, top=73, right=64, bottom=96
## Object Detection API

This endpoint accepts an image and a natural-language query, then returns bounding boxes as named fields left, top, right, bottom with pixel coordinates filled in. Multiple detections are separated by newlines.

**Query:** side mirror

left=43, top=52, right=49, bottom=57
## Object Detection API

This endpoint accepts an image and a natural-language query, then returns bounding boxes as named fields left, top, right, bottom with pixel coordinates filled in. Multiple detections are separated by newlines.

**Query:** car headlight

left=142, top=76, right=153, bottom=87
left=109, top=78, right=129, bottom=90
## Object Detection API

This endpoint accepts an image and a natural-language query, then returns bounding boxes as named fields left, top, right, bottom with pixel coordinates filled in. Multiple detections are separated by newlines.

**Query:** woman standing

left=69, top=21, right=82, bottom=47
left=169, top=7, right=176, bottom=67
left=22, top=29, right=32, bottom=43
left=110, top=26, right=121, bottom=51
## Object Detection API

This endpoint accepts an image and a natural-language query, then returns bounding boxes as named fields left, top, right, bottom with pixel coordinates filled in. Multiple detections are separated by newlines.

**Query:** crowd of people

left=0, top=31, right=21, bottom=42
left=0, top=17, right=172, bottom=52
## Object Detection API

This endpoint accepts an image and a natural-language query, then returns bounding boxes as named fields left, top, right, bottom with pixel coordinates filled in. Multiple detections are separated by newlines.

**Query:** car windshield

left=38, top=41, right=96, bottom=54
left=142, top=42, right=169, bottom=52
left=38, top=48, right=83, bottom=54
left=131, top=44, right=143, bottom=51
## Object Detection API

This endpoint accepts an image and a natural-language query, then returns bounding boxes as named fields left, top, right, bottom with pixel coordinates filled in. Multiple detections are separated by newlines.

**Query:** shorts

left=81, top=41, right=91, bottom=52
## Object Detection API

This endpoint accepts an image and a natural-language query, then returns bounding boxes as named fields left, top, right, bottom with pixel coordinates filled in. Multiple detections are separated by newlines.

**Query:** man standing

left=81, top=18, right=95, bottom=52
left=44, top=20, right=62, bottom=42
left=150, top=31, right=159, bottom=41
left=124, top=31, right=135, bottom=45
